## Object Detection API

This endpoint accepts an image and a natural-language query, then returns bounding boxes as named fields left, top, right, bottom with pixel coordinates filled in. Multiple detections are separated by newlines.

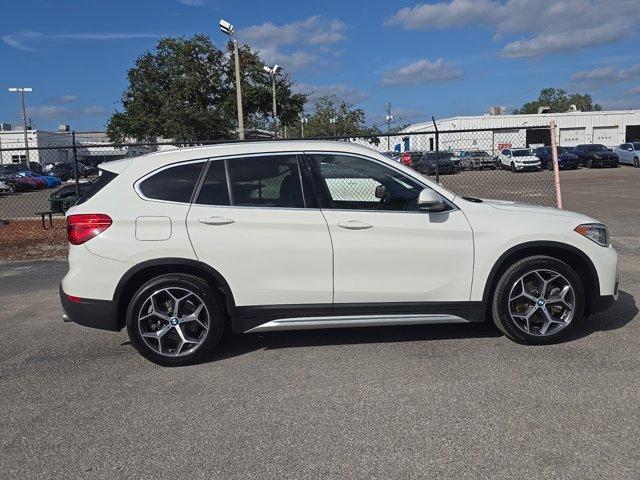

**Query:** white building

left=391, top=109, right=640, bottom=154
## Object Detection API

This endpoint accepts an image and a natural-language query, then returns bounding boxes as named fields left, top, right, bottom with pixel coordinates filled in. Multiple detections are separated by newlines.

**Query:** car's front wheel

left=491, top=255, right=584, bottom=344
left=126, top=274, right=225, bottom=366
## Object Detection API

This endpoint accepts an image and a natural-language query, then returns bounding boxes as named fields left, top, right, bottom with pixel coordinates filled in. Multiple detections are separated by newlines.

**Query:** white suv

left=61, top=141, right=618, bottom=366
left=498, top=148, right=542, bottom=172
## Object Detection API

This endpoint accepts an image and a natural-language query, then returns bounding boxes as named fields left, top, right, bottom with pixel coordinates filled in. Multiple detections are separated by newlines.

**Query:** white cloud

left=240, top=16, right=346, bottom=47
left=2, top=30, right=161, bottom=51
left=239, top=16, right=347, bottom=72
left=571, top=64, right=640, bottom=88
left=386, top=0, right=640, bottom=58
left=381, top=59, right=462, bottom=86
left=27, top=106, right=71, bottom=119
left=82, top=106, right=107, bottom=115
left=56, top=95, right=78, bottom=104
left=178, top=0, right=205, bottom=5
left=297, top=83, right=369, bottom=104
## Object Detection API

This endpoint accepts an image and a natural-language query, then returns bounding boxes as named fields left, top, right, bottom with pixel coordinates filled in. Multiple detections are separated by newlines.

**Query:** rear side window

left=139, top=162, right=203, bottom=203
left=76, top=170, right=117, bottom=206
left=195, top=161, right=230, bottom=206
left=227, top=155, right=304, bottom=208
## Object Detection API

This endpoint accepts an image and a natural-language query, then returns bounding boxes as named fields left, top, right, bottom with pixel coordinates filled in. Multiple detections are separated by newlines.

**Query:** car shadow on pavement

left=567, top=289, right=638, bottom=341
left=212, top=321, right=501, bottom=362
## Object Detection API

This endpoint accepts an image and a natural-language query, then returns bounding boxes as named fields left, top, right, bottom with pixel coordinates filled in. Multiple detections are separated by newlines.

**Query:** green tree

left=298, top=95, right=380, bottom=139
left=514, top=88, right=602, bottom=114
left=107, top=35, right=306, bottom=142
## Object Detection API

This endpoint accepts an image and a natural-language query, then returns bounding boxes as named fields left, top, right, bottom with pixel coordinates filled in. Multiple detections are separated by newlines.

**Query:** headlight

left=574, top=223, right=609, bottom=247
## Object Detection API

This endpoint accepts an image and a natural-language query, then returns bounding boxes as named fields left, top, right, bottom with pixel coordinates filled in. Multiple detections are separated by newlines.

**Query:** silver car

left=614, top=142, right=640, bottom=167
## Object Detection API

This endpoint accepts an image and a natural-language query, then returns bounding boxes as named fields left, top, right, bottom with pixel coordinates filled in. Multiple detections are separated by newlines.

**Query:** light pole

left=263, top=64, right=282, bottom=138
left=301, top=116, right=308, bottom=138
left=385, top=101, right=393, bottom=151
left=8, top=87, right=32, bottom=167
left=220, top=19, right=245, bottom=140
left=329, top=116, right=337, bottom=137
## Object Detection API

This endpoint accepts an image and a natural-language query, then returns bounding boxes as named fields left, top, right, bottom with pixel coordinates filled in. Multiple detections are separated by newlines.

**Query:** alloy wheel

left=137, top=287, right=210, bottom=357
left=508, top=269, right=576, bottom=337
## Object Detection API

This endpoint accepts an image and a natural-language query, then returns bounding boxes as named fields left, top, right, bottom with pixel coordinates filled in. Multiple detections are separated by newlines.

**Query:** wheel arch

left=482, top=241, right=600, bottom=316
left=113, top=258, right=236, bottom=329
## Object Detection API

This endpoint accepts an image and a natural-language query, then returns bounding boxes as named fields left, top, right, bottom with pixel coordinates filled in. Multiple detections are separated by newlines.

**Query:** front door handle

left=198, top=216, right=235, bottom=226
left=338, top=220, right=373, bottom=230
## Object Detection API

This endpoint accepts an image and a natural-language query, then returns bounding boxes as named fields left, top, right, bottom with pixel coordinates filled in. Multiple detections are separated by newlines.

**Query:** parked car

left=17, top=171, right=62, bottom=188
left=532, top=146, right=579, bottom=170
left=0, top=163, right=29, bottom=175
left=51, top=162, right=86, bottom=181
left=381, top=151, right=400, bottom=162
left=613, top=142, right=640, bottom=167
left=49, top=182, right=92, bottom=213
left=0, top=174, right=31, bottom=192
left=0, top=180, right=11, bottom=194
left=571, top=144, right=618, bottom=168
left=400, top=150, right=429, bottom=168
left=458, top=150, right=496, bottom=170
left=60, top=140, right=618, bottom=366
left=497, top=148, right=541, bottom=172
left=416, top=152, right=458, bottom=175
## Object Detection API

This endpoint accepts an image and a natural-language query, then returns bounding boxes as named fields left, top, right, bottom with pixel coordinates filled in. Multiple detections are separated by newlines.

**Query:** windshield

left=586, top=144, right=608, bottom=152
left=512, top=149, right=532, bottom=157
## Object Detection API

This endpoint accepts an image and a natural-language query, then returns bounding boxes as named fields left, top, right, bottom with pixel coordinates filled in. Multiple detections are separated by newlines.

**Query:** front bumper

left=60, top=285, right=121, bottom=331
left=515, top=163, right=541, bottom=171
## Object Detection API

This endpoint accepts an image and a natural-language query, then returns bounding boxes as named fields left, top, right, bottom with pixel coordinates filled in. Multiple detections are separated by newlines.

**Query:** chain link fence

left=0, top=126, right=558, bottom=222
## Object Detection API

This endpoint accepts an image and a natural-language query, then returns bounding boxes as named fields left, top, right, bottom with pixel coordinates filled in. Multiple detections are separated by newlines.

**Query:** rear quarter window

left=75, top=170, right=118, bottom=206
left=139, top=162, right=204, bottom=203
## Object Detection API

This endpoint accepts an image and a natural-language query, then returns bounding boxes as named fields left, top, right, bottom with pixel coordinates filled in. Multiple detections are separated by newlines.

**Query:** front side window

left=227, top=154, right=304, bottom=208
left=139, top=162, right=204, bottom=203
left=308, top=154, right=423, bottom=211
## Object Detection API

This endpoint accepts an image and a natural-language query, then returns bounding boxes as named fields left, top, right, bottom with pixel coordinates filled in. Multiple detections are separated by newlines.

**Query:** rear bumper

left=60, top=285, right=121, bottom=331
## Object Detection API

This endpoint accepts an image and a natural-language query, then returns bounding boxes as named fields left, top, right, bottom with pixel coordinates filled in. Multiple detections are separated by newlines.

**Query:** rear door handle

left=198, top=216, right=235, bottom=226
left=338, top=220, right=373, bottom=230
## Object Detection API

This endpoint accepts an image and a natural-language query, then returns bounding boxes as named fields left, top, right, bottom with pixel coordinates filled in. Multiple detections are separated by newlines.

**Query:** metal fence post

left=432, top=116, right=440, bottom=184
left=72, top=131, right=80, bottom=198
left=549, top=121, right=562, bottom=209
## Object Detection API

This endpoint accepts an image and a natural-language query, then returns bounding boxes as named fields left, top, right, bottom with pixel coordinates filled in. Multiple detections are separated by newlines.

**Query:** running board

left=245, top=314, right=470, bottom=333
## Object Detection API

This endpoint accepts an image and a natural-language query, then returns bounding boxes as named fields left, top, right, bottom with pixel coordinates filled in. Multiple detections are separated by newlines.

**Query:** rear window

left=139, top=162, right=204, bottom=203
left=76, top=170, right=118, bottom=206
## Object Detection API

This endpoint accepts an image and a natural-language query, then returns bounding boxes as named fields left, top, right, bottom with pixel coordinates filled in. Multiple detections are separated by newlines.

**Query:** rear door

left=186, top=153, right=333, bottom=311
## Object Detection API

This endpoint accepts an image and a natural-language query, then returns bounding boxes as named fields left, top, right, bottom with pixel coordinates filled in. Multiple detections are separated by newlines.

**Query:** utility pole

left=8, top=87, right=32, bottom=168
left=301, top=116, right=308, bottom=138
left=219, top=20, right=245, bottom=140
left=263, top=64, right=282, bottom=138
left=385, top=101, right=393, bottom=151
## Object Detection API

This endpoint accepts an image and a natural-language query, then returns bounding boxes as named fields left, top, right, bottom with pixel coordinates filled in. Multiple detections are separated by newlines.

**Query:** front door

left=186, top=154, right=333, bottom=311
left=306, top=152, right=474, bottom=310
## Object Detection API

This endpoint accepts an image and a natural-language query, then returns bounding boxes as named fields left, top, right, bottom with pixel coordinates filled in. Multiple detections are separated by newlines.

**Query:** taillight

left=67, top=214, right=112, bottom=245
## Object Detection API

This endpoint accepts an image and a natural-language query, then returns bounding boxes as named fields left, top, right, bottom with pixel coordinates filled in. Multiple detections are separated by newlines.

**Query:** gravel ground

left=0, top=166, right=639, bottom=479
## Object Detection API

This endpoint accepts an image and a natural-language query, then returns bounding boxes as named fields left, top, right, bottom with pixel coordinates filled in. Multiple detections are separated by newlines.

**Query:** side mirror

left=418, top=188, right=448, bottom=213
left=374, top=185, right=386, bottom=199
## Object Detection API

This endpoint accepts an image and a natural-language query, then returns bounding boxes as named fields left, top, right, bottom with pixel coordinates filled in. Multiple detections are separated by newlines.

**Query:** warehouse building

left=393, top=109, right=640, bottom=154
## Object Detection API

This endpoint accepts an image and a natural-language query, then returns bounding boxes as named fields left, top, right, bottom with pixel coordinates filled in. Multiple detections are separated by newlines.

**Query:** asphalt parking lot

left=1, top=166, right=639, bottom=479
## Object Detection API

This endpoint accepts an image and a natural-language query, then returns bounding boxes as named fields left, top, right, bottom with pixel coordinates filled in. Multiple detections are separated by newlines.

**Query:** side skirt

left=244, top=313, right=470, bottom=333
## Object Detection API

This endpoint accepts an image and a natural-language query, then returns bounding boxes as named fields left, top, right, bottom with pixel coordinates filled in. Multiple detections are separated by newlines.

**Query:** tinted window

left=228, top=155, right=303, bottom=208
left=139, top=162, right=203, bottom=203
left=196, top=161, right=230, bottom=206
left=634, top=143, right=640, bottom=150
left=76, top=170, right=117, bottom=206
left=512, top=149, right=531, bottom=157
left=586, top=144, right=608, bottom=152
left=308, top=154, right=424, bottom=211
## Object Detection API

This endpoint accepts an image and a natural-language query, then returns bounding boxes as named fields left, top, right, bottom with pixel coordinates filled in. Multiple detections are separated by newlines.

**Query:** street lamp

left=8, top=87, right=32, bottom=167
left=300, top=116, right=309, bottom=138
left=329, top=116, right=337, bottom=137
left=220, top=19, right=245, bottom=140
left=263, top=64, right=282, bottom=138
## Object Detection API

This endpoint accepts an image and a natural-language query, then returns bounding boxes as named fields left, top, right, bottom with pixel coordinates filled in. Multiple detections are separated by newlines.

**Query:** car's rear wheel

left=587, top=158, right=594, bottom=168
left=634, top=157, right=639, bottom=168
left=511, top=162, right=517, bottom=173
left=491, top=256, right=584, bottom=344
left=126, top=274, right=225, bottom=366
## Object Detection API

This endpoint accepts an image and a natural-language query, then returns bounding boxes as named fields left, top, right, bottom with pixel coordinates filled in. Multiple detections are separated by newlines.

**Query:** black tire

left=634, top=157, right=639, bottom=168
left=587, top=158, right=594, bottom=168
left=491, top=255, right=585, bottom=344
left=511, top=162, right=517, bottom=173
left=612, top=162, right=619, bottom=168
left=126, top=273, right=225, bottom=366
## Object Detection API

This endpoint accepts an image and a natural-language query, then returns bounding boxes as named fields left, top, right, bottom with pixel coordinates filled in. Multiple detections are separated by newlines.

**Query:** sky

left=1, top=0, right=639, bottom=132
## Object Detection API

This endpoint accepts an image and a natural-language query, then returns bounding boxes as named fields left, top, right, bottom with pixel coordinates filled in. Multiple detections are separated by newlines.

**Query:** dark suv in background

left=533, top=146, right=579, bottom=170
left=415, top=152, right=458, bottom=175
left=572, top=144, right=618, bottom=168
